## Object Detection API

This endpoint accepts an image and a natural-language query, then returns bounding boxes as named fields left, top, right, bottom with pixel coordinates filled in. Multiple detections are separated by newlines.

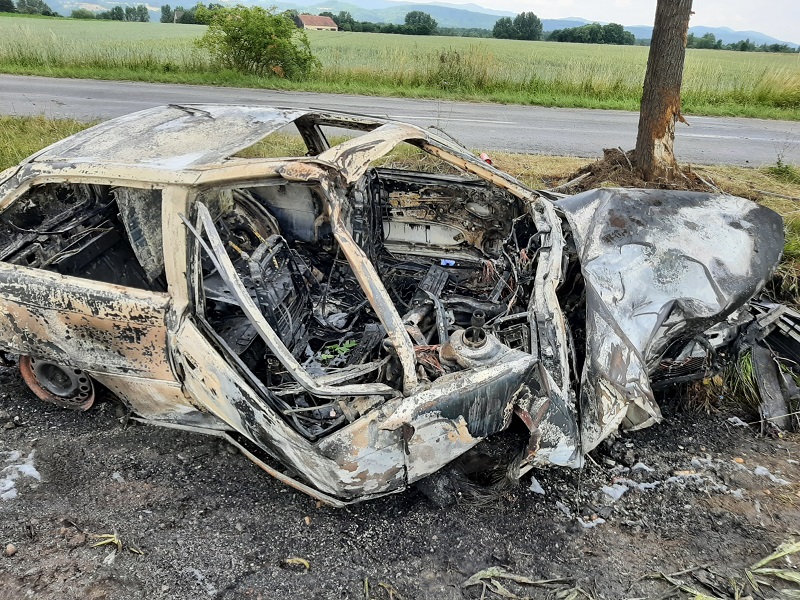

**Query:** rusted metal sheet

left=91, top=374, right=208, bottom=423
left=0, top=263, right=173, bottom=379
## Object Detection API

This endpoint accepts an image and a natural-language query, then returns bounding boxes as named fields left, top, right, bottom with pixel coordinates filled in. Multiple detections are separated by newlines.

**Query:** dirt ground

left=1, top=359, right=799, bottom=600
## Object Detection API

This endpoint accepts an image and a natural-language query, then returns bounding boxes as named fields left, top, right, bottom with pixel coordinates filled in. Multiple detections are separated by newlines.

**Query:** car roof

left=31, top=104, right=314, bottom=170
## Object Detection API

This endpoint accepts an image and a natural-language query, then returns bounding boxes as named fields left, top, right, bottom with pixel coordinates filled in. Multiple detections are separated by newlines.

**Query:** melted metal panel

left=559, top=188, right=784, bottom=451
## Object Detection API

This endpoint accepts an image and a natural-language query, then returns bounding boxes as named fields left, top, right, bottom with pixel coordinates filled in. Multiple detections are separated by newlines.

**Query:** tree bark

left=635, top=0, right=693, bottom=181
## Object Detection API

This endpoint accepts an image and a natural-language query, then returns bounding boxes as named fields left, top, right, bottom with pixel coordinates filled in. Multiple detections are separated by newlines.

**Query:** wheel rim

left=19, top=356, right=95, bottom=411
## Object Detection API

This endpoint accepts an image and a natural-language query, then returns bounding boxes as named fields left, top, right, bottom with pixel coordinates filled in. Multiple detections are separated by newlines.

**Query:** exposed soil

left=565, top=148, right=719, bottom=193
left=1, top=360, right=799, bottom=600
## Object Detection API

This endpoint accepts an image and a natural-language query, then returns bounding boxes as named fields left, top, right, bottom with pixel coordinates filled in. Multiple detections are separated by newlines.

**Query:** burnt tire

left=19, top=356, right=95, bottom=411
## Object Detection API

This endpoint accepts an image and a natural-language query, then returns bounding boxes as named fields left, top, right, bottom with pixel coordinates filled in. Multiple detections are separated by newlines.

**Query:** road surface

left=1, top=74, right=797, bottom=166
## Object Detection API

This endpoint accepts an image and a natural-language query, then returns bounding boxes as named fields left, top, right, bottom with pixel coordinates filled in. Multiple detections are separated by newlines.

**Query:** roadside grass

left=0, top=16, right=798, bottom=120
left=0, top=114, right=90, bottom=169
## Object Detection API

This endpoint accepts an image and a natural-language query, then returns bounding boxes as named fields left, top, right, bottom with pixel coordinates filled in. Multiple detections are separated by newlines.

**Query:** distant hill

left=620, top=24, right=797, bottom=47
left=687, top=25, right=797, bottom=46
left=275, top=0, right=504, bottom=28
left=373, top=3, right=502, bottom=28
left=391, top=1, right=514, bottom=17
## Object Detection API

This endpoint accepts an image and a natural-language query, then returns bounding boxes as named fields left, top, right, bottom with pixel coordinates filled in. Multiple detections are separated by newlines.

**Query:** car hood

left=559, top=188, right=784, bottom=451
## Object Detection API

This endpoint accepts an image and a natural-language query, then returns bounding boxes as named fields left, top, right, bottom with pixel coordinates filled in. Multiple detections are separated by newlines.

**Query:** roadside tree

left=160, top=4, right=173, bottom=22
left=635, top=0, right=693, bottom=181
left=0, top=0, right=16, bottom=13
left=197, top=6, right=319, bottom=79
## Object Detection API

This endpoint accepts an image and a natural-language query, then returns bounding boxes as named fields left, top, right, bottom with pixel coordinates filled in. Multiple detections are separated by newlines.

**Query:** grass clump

left=768, top=159, right=800, bottom=185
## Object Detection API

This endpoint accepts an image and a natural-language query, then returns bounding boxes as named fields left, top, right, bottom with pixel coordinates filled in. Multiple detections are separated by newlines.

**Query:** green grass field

left=1, top=15, right=798, bottom=119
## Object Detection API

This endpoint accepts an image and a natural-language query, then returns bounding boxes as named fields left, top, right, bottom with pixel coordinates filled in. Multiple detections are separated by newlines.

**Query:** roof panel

left=33, top=105, right=310, bottom=170
left=298, top=15, right=337, bottom=27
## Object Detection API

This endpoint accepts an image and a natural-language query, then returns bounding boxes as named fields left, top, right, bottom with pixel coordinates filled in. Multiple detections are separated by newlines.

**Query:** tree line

left=0, top=0, right=57, bottom=16
left=316, top=10, right=439, bottom=36
left=0, top=0, right=150, bottom=21
left=685, top=32, right=796, bottom=53
left=547, top=22, right=635, bottom=45
left=71, top=5, right=149, bottom=21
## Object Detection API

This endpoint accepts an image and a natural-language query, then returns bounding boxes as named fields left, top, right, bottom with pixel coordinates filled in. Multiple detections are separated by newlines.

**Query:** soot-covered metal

left=0, top=105, right=794, bottom=505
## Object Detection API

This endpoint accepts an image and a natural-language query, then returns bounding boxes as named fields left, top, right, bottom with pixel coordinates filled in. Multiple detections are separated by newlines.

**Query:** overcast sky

left=415, top=0, right=800, bottom=44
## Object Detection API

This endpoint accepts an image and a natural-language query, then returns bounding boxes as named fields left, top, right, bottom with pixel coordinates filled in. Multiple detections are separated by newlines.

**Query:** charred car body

left=0, top=105, right=793, bottom=505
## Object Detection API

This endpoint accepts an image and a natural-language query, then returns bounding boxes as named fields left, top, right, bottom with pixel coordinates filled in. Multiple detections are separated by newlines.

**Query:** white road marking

left=388, top=115, right=516, bottom=125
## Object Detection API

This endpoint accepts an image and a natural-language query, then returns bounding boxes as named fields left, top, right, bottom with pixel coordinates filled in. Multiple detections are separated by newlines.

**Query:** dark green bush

left=196, top=6, right=318, bottom=79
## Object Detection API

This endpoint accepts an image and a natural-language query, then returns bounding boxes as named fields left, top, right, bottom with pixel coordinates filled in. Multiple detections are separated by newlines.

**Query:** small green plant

left=319, top=340, right=357, bottom=362
left=767, top=157, right=800, bottom=184
left=196, top=6, right=318, bottom=79
left=727, top=350, right=761, bottom=415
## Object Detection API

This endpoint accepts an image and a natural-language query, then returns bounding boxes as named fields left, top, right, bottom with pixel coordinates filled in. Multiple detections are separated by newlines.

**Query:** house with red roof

left=294, top=14, right=338, bottom=31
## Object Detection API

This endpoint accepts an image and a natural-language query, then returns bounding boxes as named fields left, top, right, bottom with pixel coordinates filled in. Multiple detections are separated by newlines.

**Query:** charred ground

left=1, top=361, right=799, bottom=600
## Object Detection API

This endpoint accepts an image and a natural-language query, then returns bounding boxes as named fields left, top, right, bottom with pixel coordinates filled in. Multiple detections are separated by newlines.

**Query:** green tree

left=135, top=4, right=149, bottom=22
left=335, top=10, right=354, bottom=28
left=582, top=22, right=603, bottom=43
left=404, top=10, right=437, bottom=35
left=601, top=23, right=633, bottom=44
left=512, top=11, right=542, bottom=40
left=195, top=2, right=220, bottom=24
left=16, top=0, right=53, bottom=14
left=160, top=4, right=173, bottom=22
left=549, top=22, right=634, bottom=45
left=124, top=5, right=135, bottom=21
left=733, top=38, right=756, bottom=51
left=196, top=6, right=319, bottom=79
left=0, top=0, right=16, bottom=13
left=70, top=7, right=94, bottom=18
left=492, top=17, right=514, bottom=39
left=695, top=32, right=717, bottom=48
left=172, top=5, right=195, bottom=23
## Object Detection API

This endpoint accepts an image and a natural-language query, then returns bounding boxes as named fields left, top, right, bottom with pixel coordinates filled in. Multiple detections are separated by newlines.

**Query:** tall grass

left=0, top=17, right=798, bottom=119
left=0, top=114, right=89, bottom=168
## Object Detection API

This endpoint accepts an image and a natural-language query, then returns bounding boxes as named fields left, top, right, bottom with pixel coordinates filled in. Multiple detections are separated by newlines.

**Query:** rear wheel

left=19, top=356, right=95, bottom=411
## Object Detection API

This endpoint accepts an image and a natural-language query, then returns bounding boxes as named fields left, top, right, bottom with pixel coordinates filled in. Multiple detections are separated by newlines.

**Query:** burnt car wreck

left=0, top=105, right=796, bottom=505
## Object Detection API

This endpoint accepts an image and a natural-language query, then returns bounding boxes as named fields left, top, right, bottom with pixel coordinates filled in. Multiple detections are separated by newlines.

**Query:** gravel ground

left=1, top=361, right=799, bottom=600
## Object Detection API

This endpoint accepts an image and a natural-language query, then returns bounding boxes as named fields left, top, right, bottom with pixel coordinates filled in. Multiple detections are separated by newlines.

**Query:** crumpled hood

left=558, top=188, right=784, bottom=451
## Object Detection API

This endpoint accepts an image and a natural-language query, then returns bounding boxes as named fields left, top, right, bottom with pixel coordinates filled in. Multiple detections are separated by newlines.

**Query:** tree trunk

left=635, top=0, right=693, bottom=181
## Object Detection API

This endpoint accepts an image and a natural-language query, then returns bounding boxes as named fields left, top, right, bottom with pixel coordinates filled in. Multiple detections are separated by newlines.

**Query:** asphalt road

left=1, top=74, right=798, bottom=166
